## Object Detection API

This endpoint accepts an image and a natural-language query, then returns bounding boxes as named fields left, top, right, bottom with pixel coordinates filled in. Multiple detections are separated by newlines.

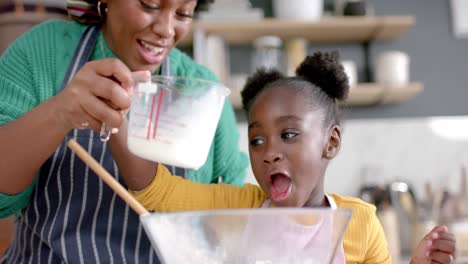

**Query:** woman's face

left=248, top=86, right=339, bottom=208
left=102, top=0, right=196, bottom=73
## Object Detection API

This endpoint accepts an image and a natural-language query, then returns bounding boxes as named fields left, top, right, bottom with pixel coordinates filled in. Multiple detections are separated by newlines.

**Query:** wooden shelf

left=0, top=12, right=68, bottom=54
left=181, top=16, right=415, bottom=45
left=344, top=82, right=424, bottom=106
left=229, top=82, right=423, bottom=109
left=188, top=15, right=422, bottom=108
left=0, top=12, right=67, bottom=25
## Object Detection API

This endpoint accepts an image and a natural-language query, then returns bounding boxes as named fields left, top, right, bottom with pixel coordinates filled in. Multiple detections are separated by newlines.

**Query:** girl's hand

left=411, top=226, right=456, bottom=264
left=53, top=58, right=133, bottom=132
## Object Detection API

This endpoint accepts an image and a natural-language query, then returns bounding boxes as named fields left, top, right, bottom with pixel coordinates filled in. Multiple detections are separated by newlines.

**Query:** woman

left=0, top=0, right=248, bottom=263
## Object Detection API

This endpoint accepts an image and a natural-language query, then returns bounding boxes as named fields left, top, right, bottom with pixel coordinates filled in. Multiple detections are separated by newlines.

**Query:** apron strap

left=60, top=24, right=100, bottom=89
left=160, top=55, right=171, bottom=76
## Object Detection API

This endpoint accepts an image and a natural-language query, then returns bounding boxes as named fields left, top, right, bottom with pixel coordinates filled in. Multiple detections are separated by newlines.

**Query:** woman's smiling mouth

left=137, top=39, right=166, bottom=64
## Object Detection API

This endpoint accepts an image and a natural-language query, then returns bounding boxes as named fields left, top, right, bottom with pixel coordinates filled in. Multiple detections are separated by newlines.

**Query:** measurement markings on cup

left=152, top=90, right=165, bottom=140
left=146, top=93, right=158, bottom=140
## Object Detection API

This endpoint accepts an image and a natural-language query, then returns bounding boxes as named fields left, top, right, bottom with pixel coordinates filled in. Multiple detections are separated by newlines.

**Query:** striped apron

left=1, top=24, right=184, bottom=263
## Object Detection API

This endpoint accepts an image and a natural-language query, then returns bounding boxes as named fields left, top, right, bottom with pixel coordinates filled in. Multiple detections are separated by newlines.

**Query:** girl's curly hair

left=241, top=51, right=350, bottom=126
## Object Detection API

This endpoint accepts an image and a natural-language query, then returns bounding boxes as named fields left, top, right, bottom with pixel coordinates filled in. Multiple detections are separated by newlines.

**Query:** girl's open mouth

left=270, top=173, right=292, bottom=201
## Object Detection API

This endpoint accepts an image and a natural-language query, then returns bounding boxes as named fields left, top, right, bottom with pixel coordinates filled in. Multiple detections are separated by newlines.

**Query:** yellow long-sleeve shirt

left=132, top=164, right=391, bottom=264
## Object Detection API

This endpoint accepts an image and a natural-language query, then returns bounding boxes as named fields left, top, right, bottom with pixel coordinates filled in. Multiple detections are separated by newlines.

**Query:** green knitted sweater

left=0, top=20, right=248, bottom=218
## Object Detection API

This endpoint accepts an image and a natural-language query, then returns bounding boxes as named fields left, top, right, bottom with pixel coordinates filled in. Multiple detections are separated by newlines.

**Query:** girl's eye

left=281, top=132, right=298, bottom=140
left=139, top=0, right=159, bottom=10
left=250, top=138, right=264, bottom=146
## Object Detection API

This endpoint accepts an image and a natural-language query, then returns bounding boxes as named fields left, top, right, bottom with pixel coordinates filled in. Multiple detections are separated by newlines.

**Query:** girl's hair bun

left=295, top=51, right=349, bottom=101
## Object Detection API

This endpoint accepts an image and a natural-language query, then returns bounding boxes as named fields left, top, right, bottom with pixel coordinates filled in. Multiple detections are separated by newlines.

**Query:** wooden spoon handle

left=66, top=139, right=149, bottom=216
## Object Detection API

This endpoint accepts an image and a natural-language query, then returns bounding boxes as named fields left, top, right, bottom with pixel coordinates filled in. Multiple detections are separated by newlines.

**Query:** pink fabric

left=239, top=198, right=346, bottom=264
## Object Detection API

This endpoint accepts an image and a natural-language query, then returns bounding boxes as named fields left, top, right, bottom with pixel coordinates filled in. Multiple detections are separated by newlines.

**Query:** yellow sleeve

left=131, top=164, right=267, bottom=212
left=363, top=210, right=392, bottom=264
left=330, top=194, right=391, bottom=264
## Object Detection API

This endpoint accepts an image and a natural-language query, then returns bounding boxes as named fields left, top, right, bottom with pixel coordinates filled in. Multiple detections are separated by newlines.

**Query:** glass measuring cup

left=140, top=208, right=352, bottom=264
left=127, top=76, right=230, bottom=169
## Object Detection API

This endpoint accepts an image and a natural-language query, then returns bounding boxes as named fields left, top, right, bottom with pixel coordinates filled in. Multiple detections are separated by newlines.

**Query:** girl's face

left=102, top=0, right=196, bottom=73
left=248, top=86, right=341, bottom=208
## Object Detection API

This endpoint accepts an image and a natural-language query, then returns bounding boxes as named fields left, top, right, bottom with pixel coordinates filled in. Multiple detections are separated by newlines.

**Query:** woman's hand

left=53, top=58, right=133, bottom=132
left=411, top=226, right=456, bottom=264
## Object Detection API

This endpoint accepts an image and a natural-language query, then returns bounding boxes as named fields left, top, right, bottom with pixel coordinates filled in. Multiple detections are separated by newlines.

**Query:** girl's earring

left=324, top=152, right=332, bottom=159
left=97, top=1, right=108, bottom=18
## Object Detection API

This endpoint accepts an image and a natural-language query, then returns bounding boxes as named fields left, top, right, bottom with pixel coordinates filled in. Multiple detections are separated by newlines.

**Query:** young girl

left=124, top=52, right=456, bottom=263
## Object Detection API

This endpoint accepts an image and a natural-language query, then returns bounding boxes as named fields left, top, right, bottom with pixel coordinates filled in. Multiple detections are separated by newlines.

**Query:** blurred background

left=1, top=0, right=468, bottom=262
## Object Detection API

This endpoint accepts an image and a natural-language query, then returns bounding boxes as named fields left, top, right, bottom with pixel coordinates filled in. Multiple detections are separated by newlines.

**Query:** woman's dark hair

left=67, top=0, right=215, bottom=24
left=241, top=51, right=350, bottom=127
left=195, top=0, right=214, bottom=12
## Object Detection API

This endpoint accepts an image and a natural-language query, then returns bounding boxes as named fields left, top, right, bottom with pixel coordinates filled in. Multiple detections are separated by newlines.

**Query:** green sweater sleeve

left=0, top=28, right=38, bottom=219
left=0, top=177, right=38, bottom=219
left=212, top=99, right=249, bottom=186
left=187, top=63, right=248, bottom=186
left=0, top=20, right=66, bottom=218
left=0, top=28, right=38, bottom=125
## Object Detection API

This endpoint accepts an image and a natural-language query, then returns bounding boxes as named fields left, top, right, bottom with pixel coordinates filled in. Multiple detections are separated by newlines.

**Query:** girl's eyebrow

left=248, top=115, right=302, bottom=130
left=248, top=122, right=260, bottom=130
left=277, top=115, right=302, bottom=123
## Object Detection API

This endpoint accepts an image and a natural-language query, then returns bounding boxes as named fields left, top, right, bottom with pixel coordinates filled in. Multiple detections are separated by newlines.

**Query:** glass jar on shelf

left=251, top=36, right=284, bottom=73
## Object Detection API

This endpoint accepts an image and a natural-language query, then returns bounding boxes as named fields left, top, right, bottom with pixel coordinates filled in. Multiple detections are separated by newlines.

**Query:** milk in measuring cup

left=128, top=83, right=225, bottom=169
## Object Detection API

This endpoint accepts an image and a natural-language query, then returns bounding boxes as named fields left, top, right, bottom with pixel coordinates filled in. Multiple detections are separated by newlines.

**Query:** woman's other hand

left=53, top=58, right=133, bottom=132
left=411, top=225, right=456, bottom=264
